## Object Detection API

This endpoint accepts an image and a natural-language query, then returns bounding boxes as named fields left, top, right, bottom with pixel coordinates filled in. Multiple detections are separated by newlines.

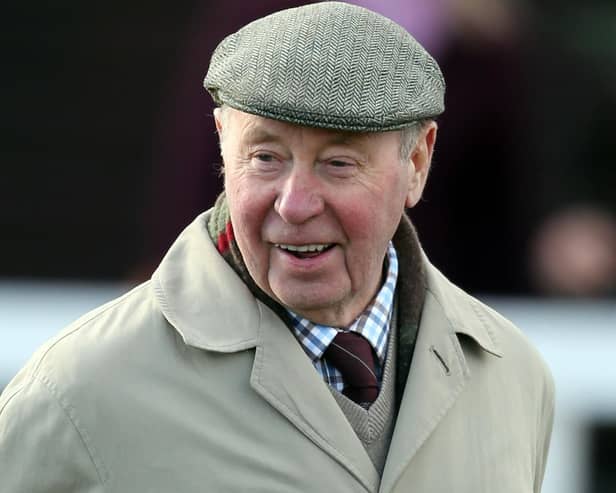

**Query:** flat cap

left=204, top=1, right=445, bottom=132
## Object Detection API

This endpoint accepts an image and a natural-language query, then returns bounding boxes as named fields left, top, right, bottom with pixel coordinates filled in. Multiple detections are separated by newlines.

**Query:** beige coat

left=0, top=212, right=554, bottom=492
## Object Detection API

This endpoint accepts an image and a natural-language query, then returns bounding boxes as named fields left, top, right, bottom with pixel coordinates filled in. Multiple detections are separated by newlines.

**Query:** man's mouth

left=274, top=243, right=334, bottom=259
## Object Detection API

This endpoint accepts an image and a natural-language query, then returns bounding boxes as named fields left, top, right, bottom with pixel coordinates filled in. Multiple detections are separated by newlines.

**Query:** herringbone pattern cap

left=204, top=1, right=445, bottom=132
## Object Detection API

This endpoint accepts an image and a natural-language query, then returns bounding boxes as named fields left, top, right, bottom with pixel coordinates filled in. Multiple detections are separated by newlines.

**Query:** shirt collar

left=287, top=242, right=399, bottom=365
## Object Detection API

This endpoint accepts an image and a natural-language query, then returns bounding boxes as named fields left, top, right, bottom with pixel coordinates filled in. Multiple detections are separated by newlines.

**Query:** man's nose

left=274, top=167, right=324, bottom=224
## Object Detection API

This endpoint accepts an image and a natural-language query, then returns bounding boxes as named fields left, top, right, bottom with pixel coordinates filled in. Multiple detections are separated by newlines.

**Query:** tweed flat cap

left=204, top=1, right=445, bottom=132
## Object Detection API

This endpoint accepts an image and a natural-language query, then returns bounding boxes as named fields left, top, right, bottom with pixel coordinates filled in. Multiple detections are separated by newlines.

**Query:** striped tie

left=324, top=331, right=378, bottom=407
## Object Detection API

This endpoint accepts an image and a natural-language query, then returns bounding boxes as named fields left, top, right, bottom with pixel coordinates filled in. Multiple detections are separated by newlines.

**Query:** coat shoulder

left=2, top=281, right=169, bottom=403
left=0, top=282, right=164, bottom=490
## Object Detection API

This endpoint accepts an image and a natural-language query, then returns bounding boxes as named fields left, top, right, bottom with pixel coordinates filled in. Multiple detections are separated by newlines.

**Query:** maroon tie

left=324, top=331, right=379, bottom=407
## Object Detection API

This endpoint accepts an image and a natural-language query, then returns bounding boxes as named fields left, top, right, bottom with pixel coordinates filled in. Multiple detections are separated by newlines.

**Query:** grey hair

left=398, top=119, right=431, bottom=163
left=215, top=105, right=230, bottom=144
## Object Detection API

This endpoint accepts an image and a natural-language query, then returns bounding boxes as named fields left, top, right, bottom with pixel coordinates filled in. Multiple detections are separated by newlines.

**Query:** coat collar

left=422, top=252, right=503, bottom=358
left=152, top=212, right=260, bottom=352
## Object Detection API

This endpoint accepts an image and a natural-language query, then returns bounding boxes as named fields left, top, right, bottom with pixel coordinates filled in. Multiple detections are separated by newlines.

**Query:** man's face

left=217, top=108, right=433, bottom=327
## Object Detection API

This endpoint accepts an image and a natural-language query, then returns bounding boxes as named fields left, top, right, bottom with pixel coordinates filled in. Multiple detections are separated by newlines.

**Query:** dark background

left=2, top=2, right=198, bottom=278
left=3, top=0, right=616, bottom=295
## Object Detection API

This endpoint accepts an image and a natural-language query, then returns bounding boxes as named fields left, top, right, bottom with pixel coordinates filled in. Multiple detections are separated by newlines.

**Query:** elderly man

left=0, top=3, right=554, bottom=492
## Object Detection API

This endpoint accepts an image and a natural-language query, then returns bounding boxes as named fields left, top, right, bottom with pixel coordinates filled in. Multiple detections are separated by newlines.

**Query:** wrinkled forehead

left=221, top=108, right=399, bottom=151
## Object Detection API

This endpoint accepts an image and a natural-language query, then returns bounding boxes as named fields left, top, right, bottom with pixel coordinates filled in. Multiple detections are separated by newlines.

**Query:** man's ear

left=405, top=122, right=437, bottom=208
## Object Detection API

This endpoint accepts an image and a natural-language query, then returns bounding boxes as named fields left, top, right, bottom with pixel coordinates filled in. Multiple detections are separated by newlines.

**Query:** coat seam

left=469, top=299, right=501, bottom=352
left=30, top=283, right=150, bottom=378
left=0, top=384, right=25, bottom=415
left=32, top=372, right=110, bottom=487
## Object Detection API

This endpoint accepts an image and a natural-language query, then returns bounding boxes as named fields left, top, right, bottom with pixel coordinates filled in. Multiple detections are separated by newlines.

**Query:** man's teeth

left=275, top=244, right=330, bottom=253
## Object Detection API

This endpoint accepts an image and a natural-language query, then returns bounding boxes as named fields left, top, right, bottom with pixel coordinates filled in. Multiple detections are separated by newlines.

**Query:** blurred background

left=2, top=0, right=615, bottom=491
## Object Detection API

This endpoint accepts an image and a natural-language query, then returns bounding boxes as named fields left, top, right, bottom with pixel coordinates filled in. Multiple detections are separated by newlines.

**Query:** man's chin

left=276, top=293, right=341, bottom=322
left=274, top=290, right=360, bottom=327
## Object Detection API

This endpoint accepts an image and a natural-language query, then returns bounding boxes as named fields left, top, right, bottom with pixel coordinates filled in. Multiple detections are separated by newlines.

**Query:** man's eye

left=255, top=153, right=275, bottom=162
left=329, top=160, right=353, bottom=167
left=324, top=159, right=358, bottom=177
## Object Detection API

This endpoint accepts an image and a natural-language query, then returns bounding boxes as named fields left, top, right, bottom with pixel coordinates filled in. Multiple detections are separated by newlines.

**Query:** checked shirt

left=287, top=242, right=398, bottom=392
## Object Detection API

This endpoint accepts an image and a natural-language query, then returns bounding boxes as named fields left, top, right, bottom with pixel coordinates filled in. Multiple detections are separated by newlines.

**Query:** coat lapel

left=251, top=302, right=380, bottom=492
left=379, top=288, right=470, bottom=492
left=380, top=259, right=502, bottom=492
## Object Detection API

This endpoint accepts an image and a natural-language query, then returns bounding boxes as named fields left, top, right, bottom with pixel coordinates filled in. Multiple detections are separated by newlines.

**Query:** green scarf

left=207, top=191, right=425, bottom=412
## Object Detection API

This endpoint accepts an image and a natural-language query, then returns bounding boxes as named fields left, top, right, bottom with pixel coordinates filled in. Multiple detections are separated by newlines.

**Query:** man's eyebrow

left=242, top=127, right=282, bottom=144
left=327, top=131, right=377, bottom=153
left=241, top=125, right=371, bottom=148
left=329, top=133, right=366, bottom=146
